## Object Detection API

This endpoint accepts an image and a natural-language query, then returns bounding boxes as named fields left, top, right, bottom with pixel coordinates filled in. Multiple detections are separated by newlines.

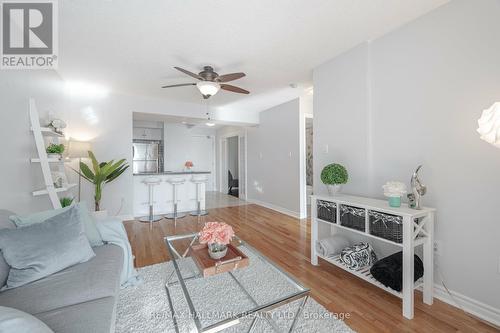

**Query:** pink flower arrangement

left=184, top=161, right=194, bottom=169
left=199, top=222, right=235, bottom=245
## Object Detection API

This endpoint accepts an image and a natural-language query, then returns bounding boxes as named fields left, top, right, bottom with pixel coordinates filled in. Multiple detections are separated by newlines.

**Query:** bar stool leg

left=165, top=182, right=186, bottom=224
left=139, top=183, right=162, bottom=224
left=190, top=182, right=208, bottom=216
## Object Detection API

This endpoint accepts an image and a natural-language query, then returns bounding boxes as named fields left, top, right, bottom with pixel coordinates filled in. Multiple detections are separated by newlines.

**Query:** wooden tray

left=190, top=243, right=249, bottom=277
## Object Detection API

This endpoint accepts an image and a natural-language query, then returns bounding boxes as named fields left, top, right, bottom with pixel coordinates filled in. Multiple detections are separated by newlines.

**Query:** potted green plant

left=74, top=151, right=129, bottom=217
left=46, top=143, right=65, bottom=159
left=321, top=163, right=348, bottom=195
left=60, top=197, right=74, bottom=208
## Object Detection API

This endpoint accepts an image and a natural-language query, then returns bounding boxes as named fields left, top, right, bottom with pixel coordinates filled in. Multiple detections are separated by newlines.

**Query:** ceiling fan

left=161, top=66, right=250, bottom=99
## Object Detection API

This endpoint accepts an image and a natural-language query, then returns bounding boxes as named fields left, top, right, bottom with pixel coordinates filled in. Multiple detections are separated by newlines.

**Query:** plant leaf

left=79, top=162, right=96, bottom=182
left=105, top=164, right=129, bottom=183
left=88, top=151, right=100, bottom=174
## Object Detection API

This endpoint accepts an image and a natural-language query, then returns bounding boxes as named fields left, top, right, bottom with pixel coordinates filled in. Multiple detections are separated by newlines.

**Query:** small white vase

left=208, top=243, right=228, bottom=260
left=92, top=210, right=108, bottom=220
left=326, top=184, right=342, bottom=195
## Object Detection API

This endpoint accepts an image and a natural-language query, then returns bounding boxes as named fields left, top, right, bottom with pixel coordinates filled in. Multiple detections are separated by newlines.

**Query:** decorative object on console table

left=340, top=242, right=377, bottom=270
left=199, top=222, right=235, bottom=260
left=382, top=181, right=407, bottom=208
left=408, top=165, right=426, bottom=210
left=340, top=204, right=365, bottom=231
left=477, top=102, right=500, bottom=148
left=67, top=140, right=92, bottom=202
left=73, top=151, right=129, bottom=213
left=320, top=163, right=348, bottom=195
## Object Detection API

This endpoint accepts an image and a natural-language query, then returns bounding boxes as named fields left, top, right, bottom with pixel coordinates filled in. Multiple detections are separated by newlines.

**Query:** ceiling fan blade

left=220, top=84, right=250, bottom=94
left=217, top=72, right=246, bottom=82
left=174, top=67, right=202, bottom=80
left=161, top=83, right=196, bottom=88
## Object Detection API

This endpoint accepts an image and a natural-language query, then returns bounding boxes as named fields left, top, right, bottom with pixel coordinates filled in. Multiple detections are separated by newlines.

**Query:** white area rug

left=116, top=259, right=354, bottom=333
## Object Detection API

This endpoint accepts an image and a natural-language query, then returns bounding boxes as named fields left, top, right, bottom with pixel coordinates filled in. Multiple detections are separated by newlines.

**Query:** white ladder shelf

left=311, top=194, right=436, bottom=320
left=29, top=98, right=75, bottom=209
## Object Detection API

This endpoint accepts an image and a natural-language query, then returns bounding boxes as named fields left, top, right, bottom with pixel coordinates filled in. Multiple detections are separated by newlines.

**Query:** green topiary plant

left=321, top=163, right=348, bottom=185
left=46, top=143, right=65, bottom=154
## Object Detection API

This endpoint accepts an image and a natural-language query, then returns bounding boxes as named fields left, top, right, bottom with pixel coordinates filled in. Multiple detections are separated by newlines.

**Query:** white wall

left=247, top=99, right=301, bottom=216
left=313, top=0, right=500, bottom=317
left=163, top=123, right=216, bottom=190
left=0, top=71, right=69, bottom=214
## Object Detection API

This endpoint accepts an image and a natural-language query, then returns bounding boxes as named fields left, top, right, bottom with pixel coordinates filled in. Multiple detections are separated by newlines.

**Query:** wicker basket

left=317, top=200, right=336, bottom=223
left=340, top=205, right=366, bottom=231
left=369, top=211, right=403, bottom=243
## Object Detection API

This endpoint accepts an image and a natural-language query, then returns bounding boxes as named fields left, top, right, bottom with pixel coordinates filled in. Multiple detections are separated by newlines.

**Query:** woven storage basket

left=317, top=200, right=336, bottom=223
left=369, top=211, right=403, bottom=243
left=340, top=205, right=366, bottom=231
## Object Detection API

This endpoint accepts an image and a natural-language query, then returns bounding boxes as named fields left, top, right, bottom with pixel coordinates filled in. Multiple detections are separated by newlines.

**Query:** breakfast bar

left=133, top=171, right=210, bottom=218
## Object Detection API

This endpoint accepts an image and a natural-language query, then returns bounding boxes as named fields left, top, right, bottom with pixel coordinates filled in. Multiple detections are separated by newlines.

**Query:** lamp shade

left=196, top=81, right=220, bottom=97
left=67, top=140, right=92, bottom=158
left=477, top=102, right=500, bottom=148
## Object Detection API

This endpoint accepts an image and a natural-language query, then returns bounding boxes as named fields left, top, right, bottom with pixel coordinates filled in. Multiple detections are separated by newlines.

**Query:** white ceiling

left=58, top=0, right=449, bottom=115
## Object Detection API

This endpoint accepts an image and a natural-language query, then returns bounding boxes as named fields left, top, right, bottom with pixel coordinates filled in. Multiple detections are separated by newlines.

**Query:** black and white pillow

left=340, top=242, right=377, bottom=270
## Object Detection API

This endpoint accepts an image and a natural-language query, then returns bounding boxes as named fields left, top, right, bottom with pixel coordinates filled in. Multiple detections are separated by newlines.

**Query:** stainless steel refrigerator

left=132, top=142, right=160, bottom=174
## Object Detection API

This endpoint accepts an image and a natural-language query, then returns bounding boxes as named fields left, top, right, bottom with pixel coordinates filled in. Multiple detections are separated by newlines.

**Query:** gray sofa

left=0, top=210, right=123, bottom=333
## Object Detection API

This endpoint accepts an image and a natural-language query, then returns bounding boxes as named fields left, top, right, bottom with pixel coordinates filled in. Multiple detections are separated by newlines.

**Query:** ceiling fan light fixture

left=196, top=81, right=220, bottom=97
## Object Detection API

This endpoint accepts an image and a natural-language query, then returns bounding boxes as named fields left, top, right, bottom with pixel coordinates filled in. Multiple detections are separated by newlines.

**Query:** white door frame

left=218, top=130, right=247, bottom=199
left=299, top=113, right=313, bottom=219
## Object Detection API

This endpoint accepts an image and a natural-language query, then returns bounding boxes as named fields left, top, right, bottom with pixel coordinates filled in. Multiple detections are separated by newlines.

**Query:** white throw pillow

left=0, top=306, right=54, bottom=333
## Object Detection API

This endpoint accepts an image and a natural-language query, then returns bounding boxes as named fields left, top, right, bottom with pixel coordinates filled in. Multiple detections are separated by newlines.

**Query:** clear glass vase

left=208, top=243, right=228, bottom=260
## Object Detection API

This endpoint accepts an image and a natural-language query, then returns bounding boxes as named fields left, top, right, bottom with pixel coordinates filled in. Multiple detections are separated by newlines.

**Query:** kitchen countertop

left=133, top=171, right=211, bottom=176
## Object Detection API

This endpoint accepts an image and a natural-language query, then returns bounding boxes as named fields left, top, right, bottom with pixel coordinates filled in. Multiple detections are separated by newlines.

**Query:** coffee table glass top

left=164, top=233, right=310, bottom=333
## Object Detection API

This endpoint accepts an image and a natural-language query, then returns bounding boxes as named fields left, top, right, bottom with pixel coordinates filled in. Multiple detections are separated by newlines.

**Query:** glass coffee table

left=164, top=233, right=310, bottom=333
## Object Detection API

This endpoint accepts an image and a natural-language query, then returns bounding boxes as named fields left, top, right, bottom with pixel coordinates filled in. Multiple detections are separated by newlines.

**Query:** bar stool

left=190, top=176, right=208, bottom=216
left=139, top=177, right=163, bottom=225
left=165, top=177, right=187, bottom=224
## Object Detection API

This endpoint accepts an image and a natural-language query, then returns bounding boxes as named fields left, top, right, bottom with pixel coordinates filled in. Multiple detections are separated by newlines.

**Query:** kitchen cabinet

left=133, top=127, right=163, bottom=141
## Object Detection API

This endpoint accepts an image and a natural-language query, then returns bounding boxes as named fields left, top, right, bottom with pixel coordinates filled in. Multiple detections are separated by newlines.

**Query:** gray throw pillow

left=9, top=202, right=104, bottom=247
left=0, top=207, right=95, bottom=289
left=0, top=306, right=54, bottom=333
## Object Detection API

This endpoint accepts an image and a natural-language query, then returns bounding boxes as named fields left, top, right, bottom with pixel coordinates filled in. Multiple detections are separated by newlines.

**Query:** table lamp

left=67, top=140, right=92, bottom=202
left=477, top=102, right=500, bottom=148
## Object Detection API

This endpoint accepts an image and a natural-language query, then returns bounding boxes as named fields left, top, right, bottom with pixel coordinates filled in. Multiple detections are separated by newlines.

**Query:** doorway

left=219, top=130, right=247, bottom=200
left=227, top=136, right=239, bottom=197
left=300, top=113, right=313, bottom=218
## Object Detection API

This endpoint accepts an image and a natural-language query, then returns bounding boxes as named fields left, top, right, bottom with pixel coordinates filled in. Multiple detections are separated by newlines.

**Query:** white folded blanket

left=316, top=235, right=350, bottom=257
left=96, top=218, right=142, bottom=288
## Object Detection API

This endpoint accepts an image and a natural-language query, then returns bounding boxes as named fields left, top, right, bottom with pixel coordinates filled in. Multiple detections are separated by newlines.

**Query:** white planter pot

left=47, top=153, right=61, bottom=159
left=326, top=184, right=342, bottom=195
left=92, top=210, right=108, bottom=220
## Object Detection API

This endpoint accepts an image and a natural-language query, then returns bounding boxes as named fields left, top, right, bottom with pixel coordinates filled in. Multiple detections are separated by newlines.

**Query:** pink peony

left=199, top=222, right=234, bottom=245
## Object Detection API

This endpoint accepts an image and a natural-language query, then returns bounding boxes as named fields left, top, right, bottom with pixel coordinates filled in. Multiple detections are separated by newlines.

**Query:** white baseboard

left=246, top=198, right=300, bottom=219
left=428, top=283, right=500, bottom=328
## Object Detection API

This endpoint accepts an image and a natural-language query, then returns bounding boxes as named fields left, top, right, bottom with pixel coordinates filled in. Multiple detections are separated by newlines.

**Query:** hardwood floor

left=124, top=204, right=498, bottom=333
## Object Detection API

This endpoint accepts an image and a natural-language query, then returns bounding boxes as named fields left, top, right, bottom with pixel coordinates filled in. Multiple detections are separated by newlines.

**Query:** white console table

left=311, top=194, right=435, bottom=319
